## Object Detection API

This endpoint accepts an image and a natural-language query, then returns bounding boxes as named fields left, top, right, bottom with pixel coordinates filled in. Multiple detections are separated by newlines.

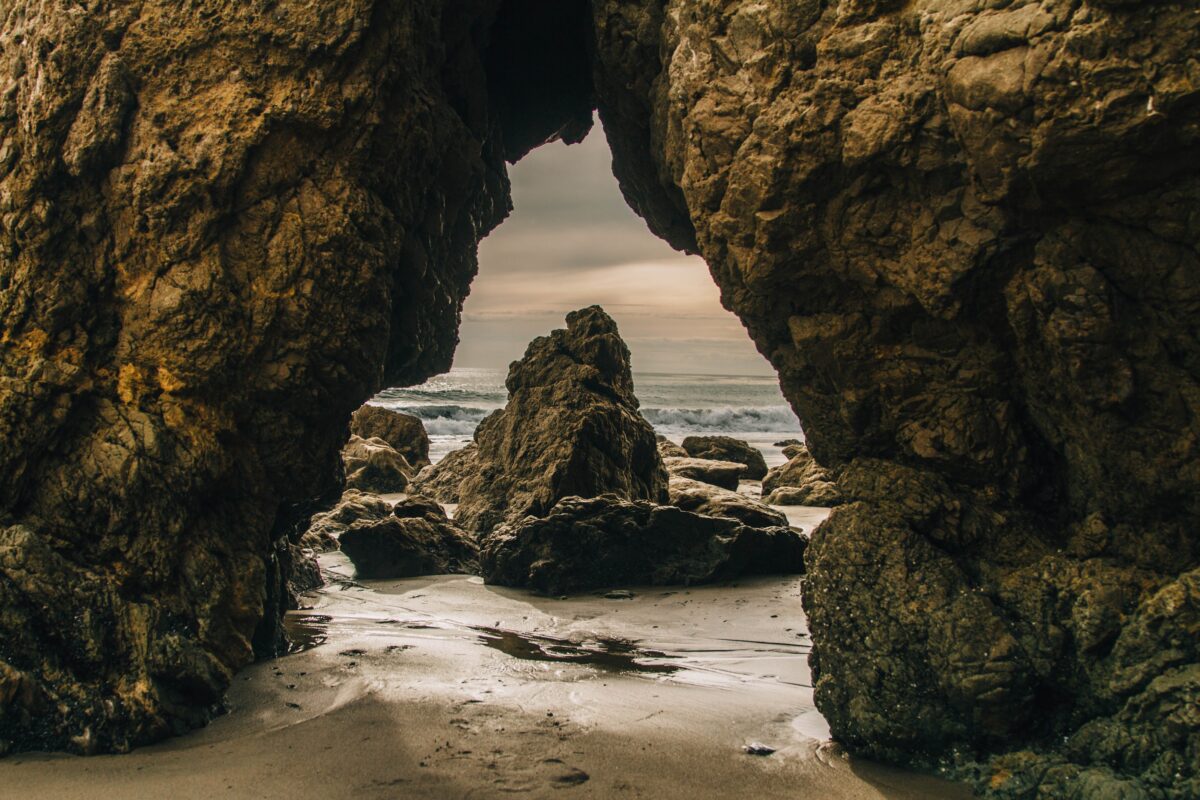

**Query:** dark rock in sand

left=662, top=457, right=744, bottom=491
left=410, top=444, right=479, bottom=505
left=656, top=435, right=688, bottom=459
left=762, top=445, right=842, bottom=508
left=287, top=545, right=324, bottom=598
left=773, top=439, right=802, bottom=449
left=350, top=405, right=432, bottom=470
left=301, top=489, right=394, bottom=552
left=456, top=307, right=668, bottom=533
left=339, top=504, right=478, bottom=580
left=391, top=494, right=446, bottom=520
left=480, top=495, right=806, bottom=595
left=682, top=436, right=767, bottom=480
left=668, top=477, right=787, bottom=529
left=343, top=435, right=413, bottom=494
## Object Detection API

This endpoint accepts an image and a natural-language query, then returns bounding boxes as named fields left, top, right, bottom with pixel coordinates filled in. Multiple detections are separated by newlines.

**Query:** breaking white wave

left=640, top=405, right=799, bottom=434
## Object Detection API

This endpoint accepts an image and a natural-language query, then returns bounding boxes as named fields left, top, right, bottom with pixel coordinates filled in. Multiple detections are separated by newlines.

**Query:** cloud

left=457, top=121, right=773, bottom=376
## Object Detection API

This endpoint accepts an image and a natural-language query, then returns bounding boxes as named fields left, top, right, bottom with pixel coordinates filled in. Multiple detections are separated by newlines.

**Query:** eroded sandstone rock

left=681, top=435, right=767, bottom=480
left=667, top=476, right=786, bottom=529
left=662, top=457, right=745, bottom=491
left=479, top=495, right=805, bottom=595
left=761, top=445, right=843, bottom=508
left=342, top=436, right=413, bottom=494
left=655, top=435, right=688, bottom=459
left=340, top=508, right=478, bottom=580
left=301, top=489, right=394, bottom=553
left=409, top=444, right=479, bottom=505
left=350, top=405, right=432, bottom=470
left=455, top=307, right=668, bottom=533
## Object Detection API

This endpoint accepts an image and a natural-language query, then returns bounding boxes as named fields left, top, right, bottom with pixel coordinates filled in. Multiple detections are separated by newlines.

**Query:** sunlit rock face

left=1, top=0, right=1197, bottom=794
left=590, top=0, right=1200, bottom=794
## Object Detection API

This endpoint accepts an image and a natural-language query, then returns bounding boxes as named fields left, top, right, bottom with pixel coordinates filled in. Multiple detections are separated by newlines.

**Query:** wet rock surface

left=479, top=495, right=805, bottom=596
left=410, top=444, right=479, bottom=505
left=662, top=457, right=745, bottom=491
left=668, top=477, right=787, bottom=529
left=682, top=436, right=767, bottom=480
left=350, top=405, right=431, bottom=470
left=455, top=307, right=668, bottom=534
left=339, top=501, right=478, bottom=580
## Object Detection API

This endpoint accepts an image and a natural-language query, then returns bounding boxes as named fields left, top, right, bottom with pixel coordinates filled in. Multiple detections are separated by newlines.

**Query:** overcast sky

left=455, top=123, right=774, bottom=376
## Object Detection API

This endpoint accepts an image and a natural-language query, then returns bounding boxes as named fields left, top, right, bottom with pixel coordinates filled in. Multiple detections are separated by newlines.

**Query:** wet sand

left=2, top=534, right=969, bottom=800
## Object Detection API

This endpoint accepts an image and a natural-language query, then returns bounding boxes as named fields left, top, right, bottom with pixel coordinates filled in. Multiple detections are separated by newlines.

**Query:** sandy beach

left=2, top=536, right=969, bottom=800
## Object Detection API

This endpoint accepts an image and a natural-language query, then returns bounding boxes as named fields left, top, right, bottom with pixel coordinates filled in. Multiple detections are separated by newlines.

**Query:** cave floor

left=1, top=549, right=969, bottom=799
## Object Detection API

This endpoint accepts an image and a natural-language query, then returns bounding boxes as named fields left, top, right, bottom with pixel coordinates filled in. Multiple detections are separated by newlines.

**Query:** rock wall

left=589, top=0, right=1200, bottom=795
left=1, top=0, right=1198, bottom=795
left=0, top=0, right=527, bottom=753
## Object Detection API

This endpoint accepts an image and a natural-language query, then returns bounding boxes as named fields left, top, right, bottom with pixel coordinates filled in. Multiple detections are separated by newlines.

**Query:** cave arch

left=1, top=2, right=1198, bottom=796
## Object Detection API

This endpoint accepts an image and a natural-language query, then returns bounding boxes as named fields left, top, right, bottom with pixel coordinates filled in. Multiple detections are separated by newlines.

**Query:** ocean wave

left=375, top=404, right=493, bottom=436
left=640, top=405, right=800, bottom=433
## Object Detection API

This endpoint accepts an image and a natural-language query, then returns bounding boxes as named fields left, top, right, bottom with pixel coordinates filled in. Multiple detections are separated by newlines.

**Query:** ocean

left=370, top=368, right=804, bottom=468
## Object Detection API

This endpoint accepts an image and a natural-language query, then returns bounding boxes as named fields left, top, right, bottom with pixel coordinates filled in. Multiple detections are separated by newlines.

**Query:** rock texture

left=350, top=405, right=431, bottom=470
left=681, top=436, right=767, bottom=480
left=1, top=0, right=1198, bottom=794
left=409, top=444, right=479, bottom=506
left=455, top=307, right=668, bottom=533
left=761, top=445, right=843, bottom=508
left=339, top=501, right=478, bottom=580
left=662, top=457, right=745, bottom=491
left=667, top=477, right=787, bottom=529
left=301, top=490, right=394, bottom=553
left=655, top=435, right=688, bottom=459
left=342, top=435, right=413, bottom=494
left=0, top=0, right=552, bottom=754
left=589, top=0, right=1200, bottom=795
left=479, top=495, right=805, bottom=595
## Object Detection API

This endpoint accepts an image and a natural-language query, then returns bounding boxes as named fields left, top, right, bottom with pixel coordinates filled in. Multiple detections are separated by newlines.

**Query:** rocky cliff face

left=1, top=1, right=1197, bottom=795
left=590, top=0, right=1200, bottom=795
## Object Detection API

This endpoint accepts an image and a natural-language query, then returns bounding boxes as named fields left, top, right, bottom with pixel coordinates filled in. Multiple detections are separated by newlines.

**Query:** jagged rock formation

left=339, top=497, right=478, bottom=580
left=479, top=495, right=805, bottom=595
left=661, top=457, right=745, bottom=491
left=667, top=476, right=787, bottom=529
left=301, top=490, right=394, bottom=553
left=409, top=444, right=479, bottom=505
left=589, top=1, right=1200, bottom=795
left=0, top=1, right=1196, bottom=795
left=455, top=306, right=668, bottom=533
left=350, top=405, right=431, bottom=470
left=761, top=445, right=843, bottom=508
left=681, top=436, right=767, bottom=480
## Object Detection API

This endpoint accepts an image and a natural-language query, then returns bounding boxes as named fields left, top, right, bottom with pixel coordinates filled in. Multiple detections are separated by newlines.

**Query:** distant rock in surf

left=350, top=405, right=432, bottom=469
left=456, top=306, right=668, bottom=534
left=682, top=435, right=768, bottom=480
left=343, top=435, right=413, bottom=493
left=662, top=456, right=745, bottom=491
left=410, top=443, right=479, bottom=504
left=762, top=444, right=842, bottom=507
left=667, top=477, right=787, bottom=529
left=479, top=495, right=806, bottom=595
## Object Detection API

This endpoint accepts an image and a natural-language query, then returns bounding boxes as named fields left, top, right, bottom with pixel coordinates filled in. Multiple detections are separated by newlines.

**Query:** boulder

left=456, top=307, right=668, bottom=533
left=764, top=484, right=843, bottom=508
left=773, top=439, right=802, bottom=448
left=762, top=444, right=843, bottom=507
left=656, top=435, right=688, bottom=458
left=342, top=435, right=413, bottom=494
left=479, top=495, right=806, bottom=595
left=682, top=435, right=767, bottom=480
left=300, top=489, right=394, bottom=552
left=668, top=476, right=787, bottom=528
left=409, top=443, right=479, bottom=504
left=350, top=405, right=432, bottom=469
left=781, top=444, right=806, bottom=460
left=339, top=501, right=478, bottom=579
left=662, top=456, right=745, bottom=491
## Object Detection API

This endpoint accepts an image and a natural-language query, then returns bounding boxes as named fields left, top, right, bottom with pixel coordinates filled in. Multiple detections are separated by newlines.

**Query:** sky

left=454, top=122, right=775, bottom=376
